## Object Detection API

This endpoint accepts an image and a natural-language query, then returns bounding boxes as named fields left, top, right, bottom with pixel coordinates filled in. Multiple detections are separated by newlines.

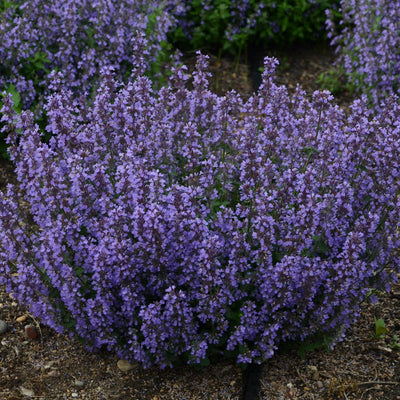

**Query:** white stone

left=20, top=387, right=35, bottom=397
left=117, top=359, right=135, bottom=372
left=0, top=320, right=8, bottom=334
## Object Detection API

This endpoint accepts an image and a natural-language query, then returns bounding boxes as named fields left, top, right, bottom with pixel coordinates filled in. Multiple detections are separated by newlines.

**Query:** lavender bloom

left=0, top=0, right=185, bottom=110
left=327, top=0, right=400, bottom=107
left=1, top=55, right=400, bottom=367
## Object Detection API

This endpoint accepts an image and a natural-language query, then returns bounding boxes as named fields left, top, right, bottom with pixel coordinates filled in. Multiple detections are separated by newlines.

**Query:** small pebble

left=317, top=381, right=324, bottom=389
left=24, top=324, right=37, bottom=339
left=71, top=393, right=79, bottom=398
left=46, top=369, right=59, bottom=377
left=220, top=364, right=233, bottom=374
left=0, top=320, right=8, bottom=334
left=117, top=359, right=135, bottom=372
left=44, top=361, right=56, bottom=370
left=20, top=386, right=35, bottom=397
left=307, top=365, right=319, bottom=380
left=16, top=315, right=27, bottom=323
left=377, top=345, right=393, bottom=353
left=74, top=380, right=84, bottom=387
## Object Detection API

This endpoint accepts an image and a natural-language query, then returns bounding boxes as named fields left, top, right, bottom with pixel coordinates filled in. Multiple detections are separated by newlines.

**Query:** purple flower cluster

left=1, top=54, right=400, bottom=367
left=0, top=0, right=184, bottom=109
left=327, top=0, right=400, bottom=107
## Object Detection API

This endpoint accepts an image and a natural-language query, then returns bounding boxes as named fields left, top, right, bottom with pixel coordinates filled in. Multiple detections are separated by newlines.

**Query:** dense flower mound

left=1, top=55, right=400, bottom=368
left=327, top=0, right=400, bottom=107
left=0, top=0, right=184, bottom=110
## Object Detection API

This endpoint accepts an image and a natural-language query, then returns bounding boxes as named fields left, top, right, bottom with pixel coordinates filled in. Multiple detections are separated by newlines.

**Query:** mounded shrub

left=1, top=54, right=400, bottom=368
left=327, top=0, right=400, bottom=107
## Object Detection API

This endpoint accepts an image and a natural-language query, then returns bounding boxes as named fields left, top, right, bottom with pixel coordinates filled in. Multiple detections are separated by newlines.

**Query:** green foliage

left=311, top=234, right=330, bottom=258
left=171, top=0, right=341, bottom=56
left=318, top=69, right=345, bottom=94
left=198, top=357, right=211, bottom=367
left=85, top=26, right=96, bottom=49
left=317, top=67, right=356, bottom=95
left=147, top=39, right=176, bottom=90
left=146, top=6, right=172, bottom=80
left=0, top=0, right=20, bottom=13
left=0, top=0, right=13, bottom=11
left=298, top=333, right=333, bottom=359
left=0, top=51, right=51, bottom=159
left=389, top=335, right=400, bottom=350
left=171, top=0, right=234, bottom=53
left=3, top=84, right=22, bottom=114
left=0, top=84, right=22, bottom=159
left=373, top=317, right=400, bottom=350
left=19, top=52, right=51, bottom=82
left=374, top=317, right=388, bottom=339
left=279, top=331, right=335, bottom=359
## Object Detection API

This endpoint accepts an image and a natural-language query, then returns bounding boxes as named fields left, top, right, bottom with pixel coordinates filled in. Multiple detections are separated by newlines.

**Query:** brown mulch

left=1, top=45, right=400, bottom=400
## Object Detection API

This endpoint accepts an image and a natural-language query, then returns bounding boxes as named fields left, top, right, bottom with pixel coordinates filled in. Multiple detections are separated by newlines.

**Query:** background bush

left=327, top=0, right=400, bottom=107
left=172, top=0, right=340, bottom=55
left=0, top=0, right=185, bottom=158
left=0, top=0, right=184, bottom=111
left=1, top=55, right=399, bottom=368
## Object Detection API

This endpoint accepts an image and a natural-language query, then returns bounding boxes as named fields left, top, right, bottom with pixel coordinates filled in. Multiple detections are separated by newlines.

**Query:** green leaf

left=390, top=335, right=400, bottom=350
left=30, top=52, right=50, bottom=69
left=1, top=0, right=12, bottom=11
left=5, top=84, right=22, bottom=113
left=312, top=235, right=330, bottom=256
left=374, top=317, right=388, bottom=338
left=238, top=344, right=247, bottom=354
left=302, top=146, right=319, bottom=158
left=86, top=26, right=96, bottom=48
left=218, top=3, right=230, bottom=20
left=281, top=17, right=289, bottom=32
left=199, top=357, right=210, bottom=367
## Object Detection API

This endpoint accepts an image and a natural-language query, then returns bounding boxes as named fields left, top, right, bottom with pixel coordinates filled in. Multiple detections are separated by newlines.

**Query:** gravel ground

left=1, top=277, right=399, bottom=400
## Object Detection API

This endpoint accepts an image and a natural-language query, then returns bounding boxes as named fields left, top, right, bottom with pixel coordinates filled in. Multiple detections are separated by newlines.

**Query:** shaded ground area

left=1, top=45, right=400, bottom=400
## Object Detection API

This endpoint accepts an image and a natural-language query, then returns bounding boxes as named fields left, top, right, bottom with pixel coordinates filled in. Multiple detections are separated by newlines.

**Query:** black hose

left=242, top=362, right=264, bottom=400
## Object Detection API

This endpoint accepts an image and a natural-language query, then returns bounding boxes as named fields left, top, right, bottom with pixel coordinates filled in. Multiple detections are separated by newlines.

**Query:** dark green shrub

left=172, top=0, right=340, bottom=55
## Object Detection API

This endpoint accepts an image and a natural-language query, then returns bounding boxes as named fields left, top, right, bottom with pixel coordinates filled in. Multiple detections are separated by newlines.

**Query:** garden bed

left=1, top=45, right=399, bottom=400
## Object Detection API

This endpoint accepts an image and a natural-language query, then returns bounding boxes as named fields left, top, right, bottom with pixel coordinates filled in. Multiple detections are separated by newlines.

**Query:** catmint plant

left=1, top=54, right=400, bottom=368
left=327, top=0, right=400, bottom=107
left=0, top=0, right=185, bottom=111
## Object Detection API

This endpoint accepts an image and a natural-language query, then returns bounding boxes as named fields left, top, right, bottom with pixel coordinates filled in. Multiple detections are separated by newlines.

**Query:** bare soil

left=1, top=45, right=400, bottom=400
